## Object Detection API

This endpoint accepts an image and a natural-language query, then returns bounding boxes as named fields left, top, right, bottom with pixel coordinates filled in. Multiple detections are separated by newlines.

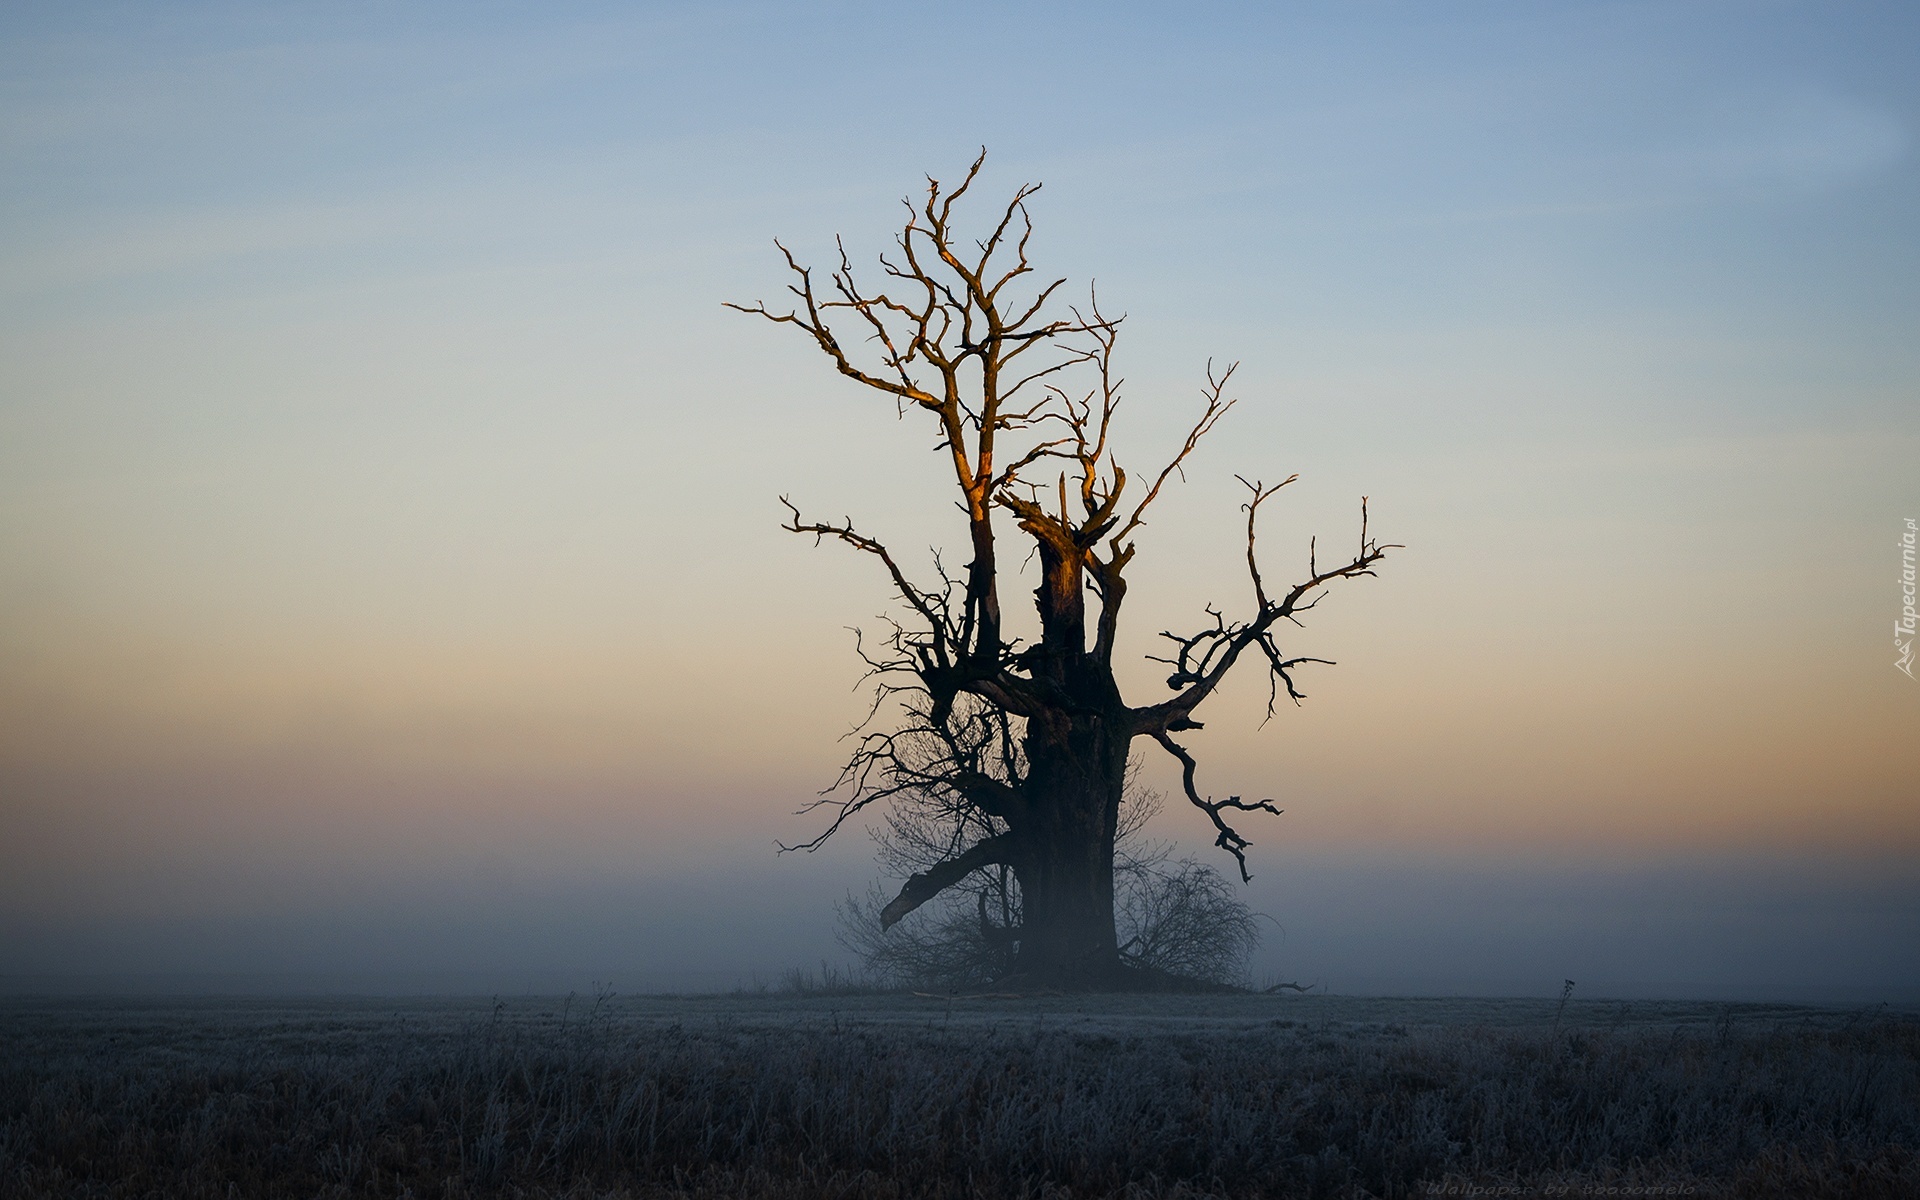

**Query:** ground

left=2, top=991, right=1915, bottom=1198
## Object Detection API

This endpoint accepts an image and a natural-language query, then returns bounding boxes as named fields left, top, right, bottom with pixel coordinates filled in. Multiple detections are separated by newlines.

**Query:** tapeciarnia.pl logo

left=1899, top=517, right=1917, bottom=679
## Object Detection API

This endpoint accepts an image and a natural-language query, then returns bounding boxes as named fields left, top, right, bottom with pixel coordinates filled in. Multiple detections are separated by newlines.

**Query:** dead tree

left=729, top=152, right=1393, bottom=987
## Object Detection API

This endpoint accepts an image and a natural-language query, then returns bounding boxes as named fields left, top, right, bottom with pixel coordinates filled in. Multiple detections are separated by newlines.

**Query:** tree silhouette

left=729, top=152, right=1393, bottom=987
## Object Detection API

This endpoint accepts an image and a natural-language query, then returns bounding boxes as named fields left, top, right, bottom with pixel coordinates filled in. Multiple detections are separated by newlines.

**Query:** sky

left=2, top=0, right=1916, bottom=1000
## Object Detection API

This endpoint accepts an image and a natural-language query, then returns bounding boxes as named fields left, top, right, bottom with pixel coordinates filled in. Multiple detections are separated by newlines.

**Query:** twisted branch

left=1150, top=731, right=1280, bottom=883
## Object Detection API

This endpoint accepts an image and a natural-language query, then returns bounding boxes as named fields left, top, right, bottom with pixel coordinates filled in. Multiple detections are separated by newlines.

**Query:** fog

left=6, top=841, right=1915, bottom=1003
left=3, top=2, right=1916, bottom=1004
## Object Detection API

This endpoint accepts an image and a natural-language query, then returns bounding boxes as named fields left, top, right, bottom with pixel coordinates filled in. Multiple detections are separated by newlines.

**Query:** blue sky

left=2, top=1, right=1916, bottom=996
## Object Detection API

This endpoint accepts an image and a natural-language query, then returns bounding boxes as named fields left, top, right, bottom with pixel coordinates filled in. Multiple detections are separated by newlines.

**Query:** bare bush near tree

left=840, top=779, right=1261, bottom=990
left=1114, top=852, right=1262, bottom=986
left=730, top=151, right=1392, bottom=986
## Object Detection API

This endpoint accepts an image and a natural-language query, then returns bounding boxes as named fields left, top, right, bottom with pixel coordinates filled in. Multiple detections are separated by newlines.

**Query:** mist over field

left=6, top=847, right=1916, bottom=1003
left=3, top=1, right=1917, bottom=1008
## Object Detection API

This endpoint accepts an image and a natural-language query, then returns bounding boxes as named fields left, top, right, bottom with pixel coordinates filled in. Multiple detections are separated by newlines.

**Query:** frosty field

left=2, top=991, right=1915, bottom=1198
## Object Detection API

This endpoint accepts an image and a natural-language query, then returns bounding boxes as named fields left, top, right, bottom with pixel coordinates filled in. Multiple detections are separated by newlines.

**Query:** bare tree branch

left=881, top=832, right=1017, bottom=929
left=1131, top=492, right=1400, bottom=737
left=1150, top=731, right=1280, bottom=884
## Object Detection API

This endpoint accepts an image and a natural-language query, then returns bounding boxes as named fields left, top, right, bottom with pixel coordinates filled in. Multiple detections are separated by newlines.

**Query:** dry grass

left=1, top=993, right=1914, bottom=1198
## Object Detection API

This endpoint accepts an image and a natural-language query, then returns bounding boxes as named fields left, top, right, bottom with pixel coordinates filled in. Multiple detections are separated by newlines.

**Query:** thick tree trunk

left=1014, top=827, right=1117, bottom=982
left=1011, top=704, right=1130, bottom=984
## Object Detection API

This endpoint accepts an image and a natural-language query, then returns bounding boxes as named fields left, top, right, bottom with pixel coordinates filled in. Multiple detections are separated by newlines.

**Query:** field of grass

left=2, top=991, right=1915, bottom=1198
